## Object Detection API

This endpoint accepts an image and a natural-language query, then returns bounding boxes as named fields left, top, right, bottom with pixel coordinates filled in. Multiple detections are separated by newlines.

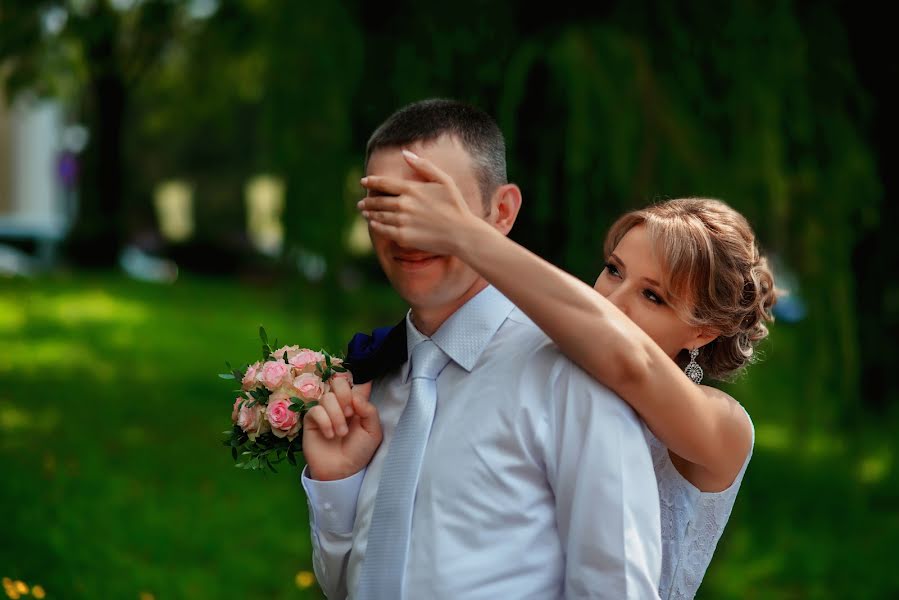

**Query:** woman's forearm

left=453, top=218, right=748, bottom=476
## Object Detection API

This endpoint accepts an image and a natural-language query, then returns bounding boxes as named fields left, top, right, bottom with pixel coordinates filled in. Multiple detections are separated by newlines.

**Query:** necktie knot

left=410, top=339, right=449, bottom=381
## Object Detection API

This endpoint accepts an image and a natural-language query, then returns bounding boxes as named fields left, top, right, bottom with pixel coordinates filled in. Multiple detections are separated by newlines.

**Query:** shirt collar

left=403, top=285, right=515, bottom=381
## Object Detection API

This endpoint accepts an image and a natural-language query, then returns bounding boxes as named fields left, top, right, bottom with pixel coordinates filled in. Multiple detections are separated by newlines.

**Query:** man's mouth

left=394, top=254, right=441, bottom=271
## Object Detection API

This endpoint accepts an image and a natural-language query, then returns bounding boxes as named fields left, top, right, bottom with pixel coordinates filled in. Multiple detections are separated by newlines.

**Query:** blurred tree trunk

left=67, top=69, right=127, bottom=265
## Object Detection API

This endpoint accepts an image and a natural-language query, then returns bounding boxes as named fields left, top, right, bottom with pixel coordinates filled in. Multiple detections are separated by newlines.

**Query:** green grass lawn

left=2, top=272, right=897, bottom=598
left=1, top=272, right=403, bottom=599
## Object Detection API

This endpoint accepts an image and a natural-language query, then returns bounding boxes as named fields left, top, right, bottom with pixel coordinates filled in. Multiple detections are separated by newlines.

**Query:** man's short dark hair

left=365, top=98, right=507, bottom=210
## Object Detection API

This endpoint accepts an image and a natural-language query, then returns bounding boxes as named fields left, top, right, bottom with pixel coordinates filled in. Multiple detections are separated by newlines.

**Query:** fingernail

left=402, top=149, right=419, bottom=161
left=362, top=210, right=370, bottom=218
left=360, top=176, right=368, bottom=184
left=344, top=405, right=354, bottom=417
left=357, top=200, right=364, bottom=209
left=338, top=425, right=348, bottom=436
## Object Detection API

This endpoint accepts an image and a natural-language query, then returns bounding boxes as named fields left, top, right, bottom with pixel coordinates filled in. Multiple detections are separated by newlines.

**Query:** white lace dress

left=648, top=411, right=754, bottom=599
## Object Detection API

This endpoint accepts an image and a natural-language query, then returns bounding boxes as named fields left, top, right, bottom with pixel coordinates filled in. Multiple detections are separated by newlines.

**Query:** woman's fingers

left=401, top=149, right=453, bottom=187
left=362, top=209, right=403, bottom=226
left=360, top=175, right=410, bottom=196
left=358, top=195, right=405, bottom=213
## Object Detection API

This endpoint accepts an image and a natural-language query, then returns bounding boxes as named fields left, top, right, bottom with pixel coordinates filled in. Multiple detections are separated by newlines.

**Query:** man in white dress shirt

left=301, top=99, right=661, bottom=599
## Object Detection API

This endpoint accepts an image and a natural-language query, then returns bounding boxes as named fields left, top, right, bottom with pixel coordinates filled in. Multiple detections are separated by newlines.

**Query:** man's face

left=366, top=135, right=487, bottom=311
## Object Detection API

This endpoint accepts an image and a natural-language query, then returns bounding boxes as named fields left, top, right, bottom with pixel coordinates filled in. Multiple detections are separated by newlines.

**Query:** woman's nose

left=606, top=286, right=631, bottom=316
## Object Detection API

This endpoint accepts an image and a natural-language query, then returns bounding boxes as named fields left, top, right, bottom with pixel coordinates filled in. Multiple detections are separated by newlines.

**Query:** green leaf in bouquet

left=287, top=451, right=297, bottom=466
left=332, top=365, right=348, bottom=373
left=259, top=326, right=269, bottom=345
left=289, top=396, right=303, bottom=405
left=305, top=401, right=319, bottom=410
left=283, top=352, right=290, bottom=365
left=289, top=404, right=302, bottom=413
left=218, top=373, right=236, bottom=380
left=231, top=446, right=238, bottom=461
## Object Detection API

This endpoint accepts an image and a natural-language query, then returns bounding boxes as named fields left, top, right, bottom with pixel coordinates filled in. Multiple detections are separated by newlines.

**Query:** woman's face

left=594, top=225, right=713, bottom=359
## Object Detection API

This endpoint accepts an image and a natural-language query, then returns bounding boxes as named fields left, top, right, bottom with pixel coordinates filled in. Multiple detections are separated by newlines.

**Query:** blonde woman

left=359, top=149, right=777, bottom=599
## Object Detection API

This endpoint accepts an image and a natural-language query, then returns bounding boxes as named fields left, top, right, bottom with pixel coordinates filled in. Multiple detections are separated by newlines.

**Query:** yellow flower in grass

left=3, top=578, right=26, bottom=599
left=139, top=592, right=156, bottom=600
left=295, top=570, right=316, bottom=589
left=2, top=580, right=16, bottom=600
left=33, top=586, right=47, bottom=599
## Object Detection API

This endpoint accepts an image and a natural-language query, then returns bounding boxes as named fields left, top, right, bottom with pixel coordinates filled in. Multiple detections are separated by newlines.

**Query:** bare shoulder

left=698, top=385, right=755, bottom=440
left=670, top=385, right=754, bottom=493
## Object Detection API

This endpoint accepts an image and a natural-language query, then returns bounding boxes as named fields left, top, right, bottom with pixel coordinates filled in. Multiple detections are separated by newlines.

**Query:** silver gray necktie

left=356, top=339, right=449, bottom=600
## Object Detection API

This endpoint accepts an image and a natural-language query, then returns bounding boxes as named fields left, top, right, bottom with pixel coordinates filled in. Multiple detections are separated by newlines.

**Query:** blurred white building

left=0, top=90, right=73, bottom=273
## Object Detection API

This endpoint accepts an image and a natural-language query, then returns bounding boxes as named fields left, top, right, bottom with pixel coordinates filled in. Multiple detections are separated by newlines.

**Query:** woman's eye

left=643, top=290, right=665, bottom=305
left=604, top=263, right=620, bottom=278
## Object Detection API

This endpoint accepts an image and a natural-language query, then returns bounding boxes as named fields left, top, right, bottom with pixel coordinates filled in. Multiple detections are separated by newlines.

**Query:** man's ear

left=488, top=183, right=522, bottom=236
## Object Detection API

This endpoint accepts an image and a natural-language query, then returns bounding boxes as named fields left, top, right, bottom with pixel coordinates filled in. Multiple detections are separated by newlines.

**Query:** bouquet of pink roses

left=220, top=327, right=352, bottom=472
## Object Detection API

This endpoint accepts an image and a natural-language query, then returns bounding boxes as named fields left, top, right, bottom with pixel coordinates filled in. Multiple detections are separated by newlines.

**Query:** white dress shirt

left=303, top=285, right=661, bottom=599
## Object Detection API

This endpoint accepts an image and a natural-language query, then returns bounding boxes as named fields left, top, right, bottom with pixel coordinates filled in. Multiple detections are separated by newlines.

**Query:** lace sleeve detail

left=665, top=409, right=754, bottom=599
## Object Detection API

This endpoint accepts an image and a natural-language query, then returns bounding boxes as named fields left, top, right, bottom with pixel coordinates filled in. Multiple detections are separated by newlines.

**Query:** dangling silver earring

left=685, top=348, right=703, bottom=384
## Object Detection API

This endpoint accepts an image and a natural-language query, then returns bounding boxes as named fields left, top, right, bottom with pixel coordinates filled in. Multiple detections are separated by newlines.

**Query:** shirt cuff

left=301, top=465, right=366, bottom=534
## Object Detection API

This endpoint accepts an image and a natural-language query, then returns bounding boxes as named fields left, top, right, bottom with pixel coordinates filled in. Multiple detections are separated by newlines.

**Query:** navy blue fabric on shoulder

left=344, top=318, right=408, bottom=384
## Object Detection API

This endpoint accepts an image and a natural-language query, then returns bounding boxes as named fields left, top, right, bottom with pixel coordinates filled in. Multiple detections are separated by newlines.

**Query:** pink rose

left=260, top=360, right=290, bottom=391
left=266, top=396, right=301, bottom=440
left=292, top=373, right=328, bottom=401
left=237, top=402, right=269, bottom=441
left=289, top=349, right=324, bottom=373
left=271, top=345, right=300, bottom=361
left=231, top=397, right=243, bottom=424
left=241, top=362, right=262, bottom=391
